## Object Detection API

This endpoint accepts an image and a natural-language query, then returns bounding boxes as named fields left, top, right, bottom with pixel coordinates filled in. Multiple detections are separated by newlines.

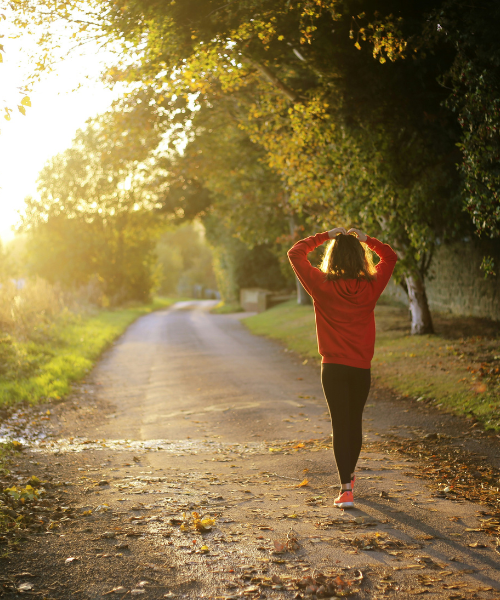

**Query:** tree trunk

left=296, top=276, right=312, bottom=306
left=405, top=272, right=434, bottom=334
left=211, top=244, right=239, bottom=304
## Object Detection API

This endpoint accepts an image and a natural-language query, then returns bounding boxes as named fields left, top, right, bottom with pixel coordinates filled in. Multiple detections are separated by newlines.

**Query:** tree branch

left=241, top=56, right=300, bottom=103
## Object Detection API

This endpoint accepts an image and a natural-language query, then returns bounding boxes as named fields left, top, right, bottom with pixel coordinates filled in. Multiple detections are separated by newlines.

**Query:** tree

left=155, top=222, right=217, bottom=296
left=420, top=0, right=500, bottom=276
left=92, top=0, right=468, bottom=331
left=20, top=92, right=167, bottom=303
left=160, top=95, right=295, bottom=303
left=10, top=0, right=490, bottom=328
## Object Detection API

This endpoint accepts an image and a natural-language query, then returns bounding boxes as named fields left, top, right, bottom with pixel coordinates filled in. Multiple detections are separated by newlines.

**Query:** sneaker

left=334, top=490, right=354, bottom=509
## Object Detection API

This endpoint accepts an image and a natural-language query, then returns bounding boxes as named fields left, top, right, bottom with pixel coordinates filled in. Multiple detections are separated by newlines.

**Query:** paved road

left=65, top=300, right=500, bottom=469
left=82, top=300, right=332, bottom=445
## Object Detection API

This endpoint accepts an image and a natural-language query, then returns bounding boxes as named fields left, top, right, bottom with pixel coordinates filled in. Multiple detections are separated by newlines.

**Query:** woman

left=287, top=226, right=398, bottom=508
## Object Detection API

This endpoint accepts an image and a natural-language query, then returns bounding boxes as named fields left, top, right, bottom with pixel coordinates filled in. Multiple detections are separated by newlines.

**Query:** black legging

left=321, top=363, right=371, bottom=485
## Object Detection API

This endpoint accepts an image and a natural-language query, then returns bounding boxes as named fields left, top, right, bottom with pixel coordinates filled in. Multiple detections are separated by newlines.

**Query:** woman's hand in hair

left=347, top=228, right=368, bottom=242
left=328, top=227, right=347, bottom=239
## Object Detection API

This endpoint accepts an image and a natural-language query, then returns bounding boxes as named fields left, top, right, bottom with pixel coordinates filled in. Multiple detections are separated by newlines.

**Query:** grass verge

left=211, top=301, right=244, bottom=314
left=0, top=297, right=179, bottom=407
left=243, top=298, right=500, bottom=431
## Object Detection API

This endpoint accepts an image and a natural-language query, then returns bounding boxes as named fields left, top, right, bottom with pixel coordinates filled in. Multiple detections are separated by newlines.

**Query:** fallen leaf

left=243, top=586, right=260, bottom=594
left=102, top=532, right=116, bottom=539
left=106, top=587, right=127, bottom=595
left=354, top=516, right=377, bottom=525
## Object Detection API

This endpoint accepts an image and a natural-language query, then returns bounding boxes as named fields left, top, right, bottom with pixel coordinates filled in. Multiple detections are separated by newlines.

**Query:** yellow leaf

left=21, top=96, right=31, bottom=107
left=297, top=479, right=309, bottom=487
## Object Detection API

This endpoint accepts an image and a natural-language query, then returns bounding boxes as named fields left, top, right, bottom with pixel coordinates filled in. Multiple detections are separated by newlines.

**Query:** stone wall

left=382, top=240, right=500, bottom=321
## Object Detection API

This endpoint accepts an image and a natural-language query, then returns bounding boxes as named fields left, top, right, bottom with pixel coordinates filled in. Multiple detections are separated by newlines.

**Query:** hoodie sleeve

left=365, top=236, right=398, bottom=297
left=287, top=232, right=330, bottom=297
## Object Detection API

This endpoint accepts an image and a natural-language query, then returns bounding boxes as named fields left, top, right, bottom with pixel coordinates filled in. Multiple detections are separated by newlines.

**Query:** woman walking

left=288, top=227, right=397, bottom=508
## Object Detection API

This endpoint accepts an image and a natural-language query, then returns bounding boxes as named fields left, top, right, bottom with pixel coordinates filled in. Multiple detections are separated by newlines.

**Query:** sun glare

left=0, top=25, right=120, bottom=242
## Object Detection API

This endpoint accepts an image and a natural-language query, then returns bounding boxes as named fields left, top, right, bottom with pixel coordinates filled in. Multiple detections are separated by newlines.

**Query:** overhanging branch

left=242, top=56, right=300, bottom=103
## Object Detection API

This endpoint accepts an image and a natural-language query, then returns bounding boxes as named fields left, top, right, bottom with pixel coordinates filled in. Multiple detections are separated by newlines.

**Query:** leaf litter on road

left=367, top=435, right=500, bottom=509
left=2, top=426, right=500, bottom=599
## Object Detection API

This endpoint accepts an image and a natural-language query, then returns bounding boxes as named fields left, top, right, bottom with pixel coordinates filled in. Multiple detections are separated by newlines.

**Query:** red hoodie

left=287, top=232, right=398, bottom=369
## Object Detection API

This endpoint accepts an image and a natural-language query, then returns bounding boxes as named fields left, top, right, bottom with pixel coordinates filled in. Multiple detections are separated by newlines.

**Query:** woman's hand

left=347, top=228, right=368, bottom=242
left=328, top=227, right=347, bottom=239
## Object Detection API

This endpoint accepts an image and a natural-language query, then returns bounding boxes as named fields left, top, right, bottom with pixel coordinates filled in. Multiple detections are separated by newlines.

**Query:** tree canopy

left=11, top=0, right=500, bottom=325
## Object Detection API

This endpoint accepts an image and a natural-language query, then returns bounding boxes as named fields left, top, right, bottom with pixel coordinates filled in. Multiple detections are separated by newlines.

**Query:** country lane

left=71, top=300, right=332, bottom=445
left=2, top=300, right=499, bottom=599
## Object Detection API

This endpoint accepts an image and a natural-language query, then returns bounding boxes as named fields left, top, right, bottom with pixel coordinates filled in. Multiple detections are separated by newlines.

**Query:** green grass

left=0, top=297, right=179, bottom=407
left=244, top=300, right=318, bottom=359
left=211, top=301, right=244, bottom=314
left=243, top=299, right=500, bottom=430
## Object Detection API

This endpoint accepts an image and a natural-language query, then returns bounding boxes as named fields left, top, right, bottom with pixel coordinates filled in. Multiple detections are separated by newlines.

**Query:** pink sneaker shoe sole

left=334, top=500, right=354, bottom=509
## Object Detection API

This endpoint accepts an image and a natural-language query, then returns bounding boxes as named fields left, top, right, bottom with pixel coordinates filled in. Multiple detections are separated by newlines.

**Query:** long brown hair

left=320, top=234, right=376, bottom=281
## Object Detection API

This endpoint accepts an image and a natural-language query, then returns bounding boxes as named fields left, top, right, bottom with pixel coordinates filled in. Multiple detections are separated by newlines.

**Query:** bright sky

left=0, top=29, right=120, bottom=242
